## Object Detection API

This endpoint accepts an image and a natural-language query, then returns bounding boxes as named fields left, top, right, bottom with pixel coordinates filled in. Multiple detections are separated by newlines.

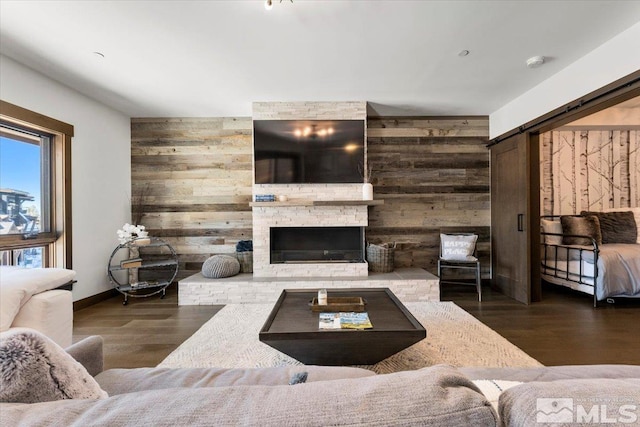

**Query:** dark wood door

left=491, top=133, right=538, bottom=304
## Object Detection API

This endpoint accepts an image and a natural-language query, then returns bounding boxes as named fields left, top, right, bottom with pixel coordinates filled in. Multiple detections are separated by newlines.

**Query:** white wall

left=0, top=54, right=131, bottom=301
left=490, top=22, right=640, bottom=139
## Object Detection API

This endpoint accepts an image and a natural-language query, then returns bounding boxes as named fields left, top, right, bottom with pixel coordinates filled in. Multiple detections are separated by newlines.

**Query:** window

left=0, top=247, right=44, bottom=268
left=0, top=101, right=73, bottom=269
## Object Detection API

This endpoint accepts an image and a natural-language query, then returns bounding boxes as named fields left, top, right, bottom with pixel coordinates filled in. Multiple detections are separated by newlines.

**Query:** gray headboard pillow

left=580, top=210, right=637, bottom=244
left=560, top=215, right=602, bottom=246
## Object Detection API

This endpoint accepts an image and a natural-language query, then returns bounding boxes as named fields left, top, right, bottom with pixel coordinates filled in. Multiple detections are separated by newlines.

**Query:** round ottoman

left=202, top=255, right=240, bottom=278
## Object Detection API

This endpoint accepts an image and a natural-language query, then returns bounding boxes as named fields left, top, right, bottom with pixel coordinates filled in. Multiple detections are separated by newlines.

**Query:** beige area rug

left=159, top=302, right=542, bottom=374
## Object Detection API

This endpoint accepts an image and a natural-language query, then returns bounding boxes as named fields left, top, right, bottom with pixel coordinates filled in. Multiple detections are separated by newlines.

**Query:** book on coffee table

left=319, top=312, right=341, bottom=329
left=340, top=312, right=373, bottom=329
left=318, top=312, right=373, bottom=330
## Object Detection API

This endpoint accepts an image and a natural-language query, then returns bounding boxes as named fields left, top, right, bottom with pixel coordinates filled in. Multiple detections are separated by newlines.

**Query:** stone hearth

left=178, top=268, right=440, bottom=305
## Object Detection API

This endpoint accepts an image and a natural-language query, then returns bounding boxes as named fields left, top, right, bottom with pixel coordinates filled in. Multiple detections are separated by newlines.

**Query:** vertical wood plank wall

left=131, top=116, right=490, bottom=279
left=366, top=118, right=490, bottom=276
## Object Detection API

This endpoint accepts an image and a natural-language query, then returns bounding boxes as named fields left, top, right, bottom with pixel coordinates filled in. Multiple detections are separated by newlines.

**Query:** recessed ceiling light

left=93, top=51, right=105, bottom=58
left=458, top=50, right=470, bottom=57
left=264, top=0, right=293, bottom=10
left=526, top=56, right=545, bottom=68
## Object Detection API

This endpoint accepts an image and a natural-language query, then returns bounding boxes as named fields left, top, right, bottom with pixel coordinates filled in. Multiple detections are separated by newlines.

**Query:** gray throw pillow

left=580, top=210, right=637, bottom=244
left=560, top=215, right=602, bottom=246
left=0, top=328, right=108, bottom=403
left=440, top=234, right=478, bottom=261
left=202, top=255, right=241, bottom=278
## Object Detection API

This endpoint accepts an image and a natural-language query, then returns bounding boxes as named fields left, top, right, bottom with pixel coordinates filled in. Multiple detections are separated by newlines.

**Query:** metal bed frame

left=540, top=215, right=600, bottom=307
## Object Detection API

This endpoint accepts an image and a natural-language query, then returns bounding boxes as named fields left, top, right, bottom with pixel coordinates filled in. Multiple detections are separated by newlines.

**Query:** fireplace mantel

left=250, top=199, right=384, bottom=208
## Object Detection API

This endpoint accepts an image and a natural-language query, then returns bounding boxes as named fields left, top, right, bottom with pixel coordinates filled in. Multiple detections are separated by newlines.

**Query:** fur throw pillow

left=580, top=210, right=637, bottom=244
left=0, top=328, right=108, bottom=403
left=560, top=215, right=602, bottom=246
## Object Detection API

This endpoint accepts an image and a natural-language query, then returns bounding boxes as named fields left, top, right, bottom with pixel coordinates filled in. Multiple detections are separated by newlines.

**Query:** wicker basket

left=236, top=251, right=253, bottom=273
left=366, top=242, right=396, bottom=273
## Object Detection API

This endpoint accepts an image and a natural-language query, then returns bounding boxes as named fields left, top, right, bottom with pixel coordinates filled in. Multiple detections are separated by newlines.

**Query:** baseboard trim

left=73, top=289, right=118, bottom=311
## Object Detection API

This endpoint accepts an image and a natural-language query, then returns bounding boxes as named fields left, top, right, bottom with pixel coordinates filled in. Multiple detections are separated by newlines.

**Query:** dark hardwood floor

left=72, top=285, right=222, bottom=370
left=73, top=281, right=640, bottom=369
left=442, top=281, right=640, bottom=366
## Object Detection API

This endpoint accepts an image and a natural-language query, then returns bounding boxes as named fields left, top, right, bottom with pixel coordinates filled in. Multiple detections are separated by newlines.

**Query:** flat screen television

left=253, top=119, right=365, bottom=184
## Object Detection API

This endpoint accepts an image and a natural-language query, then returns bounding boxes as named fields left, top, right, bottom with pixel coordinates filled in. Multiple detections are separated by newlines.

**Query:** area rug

left=159, top=302, right=542, bottom=374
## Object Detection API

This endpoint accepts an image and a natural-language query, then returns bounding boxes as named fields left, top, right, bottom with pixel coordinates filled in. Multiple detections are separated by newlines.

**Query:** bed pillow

left=581, top=210, right=637, bottom=244
left=540, top=219, right=562, bottom=245
left=440, top=234, right=478, bottom=261
left=540, top=219, right=585, bottom=261
left=603, top=207, right=640, bottom=244
left=560, top=215, right=602, bottom=246
left=0, top=328, right=108, bottom=403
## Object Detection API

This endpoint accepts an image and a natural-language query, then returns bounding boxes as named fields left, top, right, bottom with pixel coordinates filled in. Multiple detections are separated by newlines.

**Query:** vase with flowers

left=117, top=223, right=149, bottom=245
left=117, top=223, right=149, bottom=285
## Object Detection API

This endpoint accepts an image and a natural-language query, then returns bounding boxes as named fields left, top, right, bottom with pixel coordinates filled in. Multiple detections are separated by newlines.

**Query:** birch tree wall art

left=540, top=130, right=640, bottom=215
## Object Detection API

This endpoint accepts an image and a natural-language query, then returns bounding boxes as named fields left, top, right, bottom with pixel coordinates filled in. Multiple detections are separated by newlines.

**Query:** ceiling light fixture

left=294, top=125, right=333, bottom=139
left=526, top=55, right=545, bottom=69
left=344, top=143, right=358, bottom=152
left=265, top=0, right=293, bottom=10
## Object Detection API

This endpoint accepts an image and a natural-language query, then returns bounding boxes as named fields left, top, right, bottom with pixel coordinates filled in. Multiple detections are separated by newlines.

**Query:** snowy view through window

left=0, top=135, right=43, bottom=267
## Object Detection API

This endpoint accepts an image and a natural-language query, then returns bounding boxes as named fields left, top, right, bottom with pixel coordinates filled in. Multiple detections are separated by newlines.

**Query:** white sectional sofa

left=0, top=266, right=75, bottom=347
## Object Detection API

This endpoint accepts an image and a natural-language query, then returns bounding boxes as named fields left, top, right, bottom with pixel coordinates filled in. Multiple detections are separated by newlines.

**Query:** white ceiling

left=1, top=1, right=639, bottom=118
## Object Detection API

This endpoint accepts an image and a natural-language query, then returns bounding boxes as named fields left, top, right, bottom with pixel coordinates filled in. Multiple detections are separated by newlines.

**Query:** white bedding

left=0, top=266, right=76, bottom=332
left=541, top=243, right=640, bottom=300
left=541, top=259, right=595, bottom=285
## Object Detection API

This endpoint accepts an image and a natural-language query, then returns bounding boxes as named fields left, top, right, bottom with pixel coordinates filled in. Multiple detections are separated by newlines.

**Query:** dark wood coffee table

left=259, top=288, right=426, bottom=365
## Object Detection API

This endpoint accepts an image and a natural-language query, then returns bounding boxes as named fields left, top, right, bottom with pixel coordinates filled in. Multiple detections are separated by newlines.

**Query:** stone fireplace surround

left=252, top=184, right=369, bottom=278
left=177, top=101, right=440, bottom=305
left=250, top=101, right=372, bottom=278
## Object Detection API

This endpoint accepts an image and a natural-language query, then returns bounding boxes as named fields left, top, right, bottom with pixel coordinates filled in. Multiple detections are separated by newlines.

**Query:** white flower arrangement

left=117, top=223, right=149, bottom=244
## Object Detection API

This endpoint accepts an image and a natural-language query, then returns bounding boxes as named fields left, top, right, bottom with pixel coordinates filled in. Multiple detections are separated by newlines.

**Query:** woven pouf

left=202, top=255, right=240, bottom=278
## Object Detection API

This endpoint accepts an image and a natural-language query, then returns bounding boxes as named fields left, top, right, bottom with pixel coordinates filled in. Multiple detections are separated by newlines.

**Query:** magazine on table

left=318, top=312, right=373, bottom=330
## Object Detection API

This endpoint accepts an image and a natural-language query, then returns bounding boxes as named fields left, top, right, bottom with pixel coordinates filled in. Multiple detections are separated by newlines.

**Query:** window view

left=0, top=133, right=47, bottom=232
left=0, top=101, right=73, bottom=269
left=0, top=247, right=44, bottom=268
left=0, top=126, right=52, bottom=268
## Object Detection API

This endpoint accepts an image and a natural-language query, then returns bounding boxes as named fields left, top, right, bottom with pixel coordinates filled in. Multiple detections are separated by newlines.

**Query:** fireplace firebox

left=270, top=227, right=365, bottom=264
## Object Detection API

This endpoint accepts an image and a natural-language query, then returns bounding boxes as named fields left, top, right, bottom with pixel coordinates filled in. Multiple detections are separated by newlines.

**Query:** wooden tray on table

left=309, top=296, right=366, bottom=312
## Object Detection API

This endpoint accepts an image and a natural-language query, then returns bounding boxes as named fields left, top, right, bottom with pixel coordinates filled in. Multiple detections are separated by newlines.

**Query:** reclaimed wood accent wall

left=366, top=118, right=491, bottom=276
left=131, top=116, right=490, bottom=280
left=130, top=118, right=253, bottom=280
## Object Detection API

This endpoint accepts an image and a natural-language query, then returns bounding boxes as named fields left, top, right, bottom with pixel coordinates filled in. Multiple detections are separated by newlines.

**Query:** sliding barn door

left=490, top=133, right=540, bottom=304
